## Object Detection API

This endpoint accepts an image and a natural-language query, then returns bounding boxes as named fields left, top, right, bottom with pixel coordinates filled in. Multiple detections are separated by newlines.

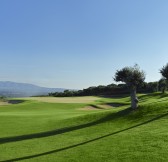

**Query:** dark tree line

left=49, top=84, right=128, bottom=97
left=49, top=81, right=167, bottom=97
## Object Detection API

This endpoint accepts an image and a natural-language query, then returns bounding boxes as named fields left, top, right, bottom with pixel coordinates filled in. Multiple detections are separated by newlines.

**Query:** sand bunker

left=7, top=100, right=25, bottom=104
left=0, top=100, right=24, bottom=106
left=0, top=101, right=10, bottom=106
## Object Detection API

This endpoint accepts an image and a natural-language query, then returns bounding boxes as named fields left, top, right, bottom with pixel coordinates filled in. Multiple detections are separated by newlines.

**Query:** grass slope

left=0, top=93, right=168, bottom=162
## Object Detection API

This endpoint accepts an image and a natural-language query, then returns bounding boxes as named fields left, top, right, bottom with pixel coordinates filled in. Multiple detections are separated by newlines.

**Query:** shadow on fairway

left=0, top=108, right=132, bottom=144
left=88, top=104, right=105, bottom=109
left=88, top=103, right=126, bottom=109
left=106, top=103, right=126, bottom=107
left=1, top=112, right=168, bottom=162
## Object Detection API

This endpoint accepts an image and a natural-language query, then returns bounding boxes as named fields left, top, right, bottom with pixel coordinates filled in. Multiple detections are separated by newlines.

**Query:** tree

left=114, top=65, right=145, bottom=109
left=160, top=64, right=168, bottom=89
left=158, top=78, right=167, bottom=93
left=160, top=64, right=168, bottom=94
left=146, top=82, right=158, bottom=92
left=160, top=63, right=168, bottom=79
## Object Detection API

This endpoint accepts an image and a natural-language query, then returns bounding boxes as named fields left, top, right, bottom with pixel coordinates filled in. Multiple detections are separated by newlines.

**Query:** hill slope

left=0, top=93, right=168, bottom=161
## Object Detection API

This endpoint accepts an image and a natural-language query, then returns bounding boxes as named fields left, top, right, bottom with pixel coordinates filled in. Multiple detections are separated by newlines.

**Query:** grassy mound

left=0, top=94, right=168, bottom=162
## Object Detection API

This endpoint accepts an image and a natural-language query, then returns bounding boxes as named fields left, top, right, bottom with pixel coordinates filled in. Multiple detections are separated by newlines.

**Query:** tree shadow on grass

left=1, top=112, right=168, bottom=162
left=89, top=103, right=127, bottom=109
left=139, top=93, right=168, bottom=101
left=139, top=99, right=168, bottom=106
left=89, top=104, right=105, bottom=109
left=0, top=108, right=132, bottom=145
left=106, top=103, right=128, bottom=107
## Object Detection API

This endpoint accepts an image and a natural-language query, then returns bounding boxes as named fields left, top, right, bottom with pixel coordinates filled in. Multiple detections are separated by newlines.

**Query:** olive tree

left=160, top=63, right=168, bottom=80
left=114, top=65, right=145, bottom=109
left=160, top=63, right=168, bottom=93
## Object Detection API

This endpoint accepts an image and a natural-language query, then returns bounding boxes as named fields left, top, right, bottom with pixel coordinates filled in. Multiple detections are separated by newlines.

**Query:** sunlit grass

left=0, top=93, right=168, bottom=162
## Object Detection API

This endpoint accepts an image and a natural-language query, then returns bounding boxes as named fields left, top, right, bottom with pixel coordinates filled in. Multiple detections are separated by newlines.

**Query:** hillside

left=0, top=93, right=168, bottom=161
left=0, top=81, right=66, bottom=97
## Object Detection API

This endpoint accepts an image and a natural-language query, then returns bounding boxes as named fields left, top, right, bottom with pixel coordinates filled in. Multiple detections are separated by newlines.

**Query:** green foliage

left=49, top=81, right=164, bottom=97
left=49, top=84, right=130, bottom=97
left=114, top=64, right=145, bottom=87
left=159, top=78, right=167, bottom=93
left=139, top=82, right=159, bottom=93
left=0, top=96, right=7, bottom=102
left=160, top=63, right=168, bottom=80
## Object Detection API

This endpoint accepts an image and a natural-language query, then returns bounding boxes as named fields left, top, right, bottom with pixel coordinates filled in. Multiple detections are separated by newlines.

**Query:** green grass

left=0, top=93, right=168, bottom=162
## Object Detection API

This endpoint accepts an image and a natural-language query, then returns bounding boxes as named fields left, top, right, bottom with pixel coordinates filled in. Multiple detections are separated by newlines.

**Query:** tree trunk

left=130, top=87, right=138, bottom=110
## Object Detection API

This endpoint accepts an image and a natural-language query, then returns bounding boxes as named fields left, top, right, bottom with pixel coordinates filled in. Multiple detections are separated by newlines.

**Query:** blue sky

left=0, top=0, right=168, bottom=89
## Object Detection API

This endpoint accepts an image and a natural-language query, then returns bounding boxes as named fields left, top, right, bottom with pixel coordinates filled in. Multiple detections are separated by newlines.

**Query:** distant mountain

left=0, top=81, right=66, bottom=97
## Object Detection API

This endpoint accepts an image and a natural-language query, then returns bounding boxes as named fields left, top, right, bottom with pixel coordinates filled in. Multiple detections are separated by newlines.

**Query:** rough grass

left=0, top=93, right=168, bottom=162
